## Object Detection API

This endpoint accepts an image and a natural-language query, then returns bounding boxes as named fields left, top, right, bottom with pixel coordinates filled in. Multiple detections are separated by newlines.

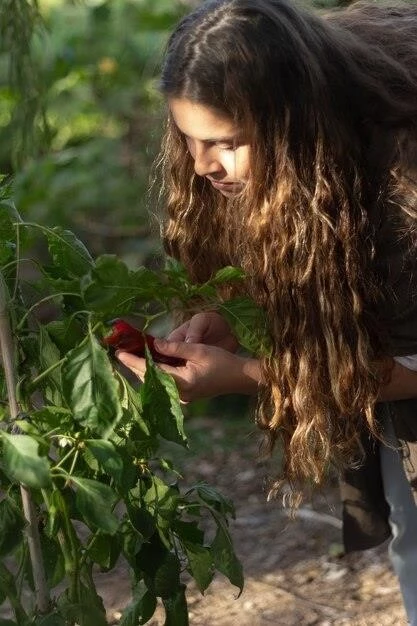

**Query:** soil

left=99, top=413, right=407, bottom=626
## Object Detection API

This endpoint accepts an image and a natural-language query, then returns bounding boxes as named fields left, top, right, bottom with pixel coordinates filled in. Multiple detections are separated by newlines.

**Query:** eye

left=217, top=142, right=237, bottom=151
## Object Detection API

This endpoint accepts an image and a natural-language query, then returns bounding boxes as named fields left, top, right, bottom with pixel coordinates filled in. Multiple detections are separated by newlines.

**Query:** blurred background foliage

left=1, top=0, right=351, bottom=263
left=1, top=0, right=193, bottom=264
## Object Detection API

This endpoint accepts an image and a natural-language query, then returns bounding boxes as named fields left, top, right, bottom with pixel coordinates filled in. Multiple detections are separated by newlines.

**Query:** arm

left=378, top=358, right=417, bottom=402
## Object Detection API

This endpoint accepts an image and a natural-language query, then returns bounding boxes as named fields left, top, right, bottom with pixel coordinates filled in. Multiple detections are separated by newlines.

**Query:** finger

left=183, top=313, right=210, bottom=343
left=153, top=338, right=206, bottom=363
left=116, top=351, right=146, bottom=380
left=166, top=321, right=189, bottom=342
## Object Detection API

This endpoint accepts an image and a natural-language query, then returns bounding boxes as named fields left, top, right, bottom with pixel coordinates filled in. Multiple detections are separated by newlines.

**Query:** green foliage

left=1, top=0, right=189, bottom=258
left=0, top=197, right=271, bottom=624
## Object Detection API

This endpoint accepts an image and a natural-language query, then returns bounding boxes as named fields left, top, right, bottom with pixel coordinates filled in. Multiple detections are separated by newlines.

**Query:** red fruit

left=102, top=319, right=185, bottom=367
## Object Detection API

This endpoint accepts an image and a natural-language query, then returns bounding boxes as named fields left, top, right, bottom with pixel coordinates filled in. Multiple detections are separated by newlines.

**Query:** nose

left=193, top=144, right=223, bottom=178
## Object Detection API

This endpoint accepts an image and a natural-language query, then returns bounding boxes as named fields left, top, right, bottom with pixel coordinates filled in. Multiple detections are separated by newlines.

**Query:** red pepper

left=102, top=319, right=185, bottom=367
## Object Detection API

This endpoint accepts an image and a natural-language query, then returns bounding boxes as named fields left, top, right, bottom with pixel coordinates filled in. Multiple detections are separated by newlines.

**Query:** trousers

left=380, top=412, right=417, bottom=626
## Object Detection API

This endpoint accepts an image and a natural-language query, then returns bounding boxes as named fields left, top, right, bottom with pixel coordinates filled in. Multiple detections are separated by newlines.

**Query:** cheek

left=223, top=149, right=250, bottom=180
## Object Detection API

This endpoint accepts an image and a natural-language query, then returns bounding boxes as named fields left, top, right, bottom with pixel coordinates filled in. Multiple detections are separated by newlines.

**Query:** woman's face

left=169, top=98, right=251, bottom=197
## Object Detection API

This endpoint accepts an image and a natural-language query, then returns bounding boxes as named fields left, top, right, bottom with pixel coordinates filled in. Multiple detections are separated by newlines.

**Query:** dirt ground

left=98, top=413, right=407, bottom=626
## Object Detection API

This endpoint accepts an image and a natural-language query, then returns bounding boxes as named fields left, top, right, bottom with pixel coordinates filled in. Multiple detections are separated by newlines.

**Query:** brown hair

left=157, top=0, right=417, bottom=500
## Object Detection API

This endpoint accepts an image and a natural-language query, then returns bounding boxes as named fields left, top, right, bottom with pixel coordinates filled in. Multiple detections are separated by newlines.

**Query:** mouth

left=209, top=179, right=244, bottom=193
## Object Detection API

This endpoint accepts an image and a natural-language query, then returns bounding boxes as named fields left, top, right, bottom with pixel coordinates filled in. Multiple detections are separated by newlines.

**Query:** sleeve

left=394, top=354, right=417, bottom=371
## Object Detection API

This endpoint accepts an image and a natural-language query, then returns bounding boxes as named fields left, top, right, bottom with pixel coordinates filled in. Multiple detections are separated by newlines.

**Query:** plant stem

left=0, top=271, right=50, bottom=613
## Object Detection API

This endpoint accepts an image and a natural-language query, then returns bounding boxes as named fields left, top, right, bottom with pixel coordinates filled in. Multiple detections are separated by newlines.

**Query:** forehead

left=168, top=97, right=239, bottom=140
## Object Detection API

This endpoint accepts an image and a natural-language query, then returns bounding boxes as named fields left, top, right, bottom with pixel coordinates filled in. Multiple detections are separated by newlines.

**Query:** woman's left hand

left=116, top=339, right=262, bottom=403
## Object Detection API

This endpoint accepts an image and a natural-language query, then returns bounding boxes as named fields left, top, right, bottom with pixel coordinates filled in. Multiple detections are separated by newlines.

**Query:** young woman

left=117, top=0, right=417, bottom=621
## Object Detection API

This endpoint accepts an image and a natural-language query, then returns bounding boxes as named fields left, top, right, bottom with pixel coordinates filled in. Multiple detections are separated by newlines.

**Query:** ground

left=99, top=411, right=407, bottom=626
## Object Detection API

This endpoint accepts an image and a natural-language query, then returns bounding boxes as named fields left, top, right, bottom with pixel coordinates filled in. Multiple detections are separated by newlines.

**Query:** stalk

left=0, top=271, right=50, bottom=613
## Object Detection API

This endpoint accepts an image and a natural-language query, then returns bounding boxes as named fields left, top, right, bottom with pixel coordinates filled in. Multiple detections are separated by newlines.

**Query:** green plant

left=0, top=187, right=273, bottom=624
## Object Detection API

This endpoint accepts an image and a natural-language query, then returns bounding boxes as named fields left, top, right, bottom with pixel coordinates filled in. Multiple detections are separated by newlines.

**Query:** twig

left=0, top=271, right=50, bottom=613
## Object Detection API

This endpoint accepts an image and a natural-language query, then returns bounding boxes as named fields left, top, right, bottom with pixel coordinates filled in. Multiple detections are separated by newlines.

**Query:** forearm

left=377, top=359, right=417, bottom=402
left=232, top=356, right=263, bottom=395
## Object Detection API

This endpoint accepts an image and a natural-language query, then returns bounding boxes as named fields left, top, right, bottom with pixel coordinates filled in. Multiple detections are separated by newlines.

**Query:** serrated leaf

left=72, top=477, right=119, bottom=534
left=141, top=354, right=187, bottom=448
left=84, top=439, right=123, bottom=483
left=219, top=297, right=272, bottom=355
left=82, top=255, right=163, bottom=316
left=46, top=227, right=93, bottom=279
left=62, top=332, right=122, bottom=437
left=1, top=433, right=51, bottom=488
left=119, top=580, right=157, bottom=626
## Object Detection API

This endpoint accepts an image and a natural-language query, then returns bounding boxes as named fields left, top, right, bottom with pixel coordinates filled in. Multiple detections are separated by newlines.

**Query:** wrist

left=233, top=357, right=262, bottom=395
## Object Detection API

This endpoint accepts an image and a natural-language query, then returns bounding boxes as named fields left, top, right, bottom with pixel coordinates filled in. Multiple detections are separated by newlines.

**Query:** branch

left=0, top=271, right=50, bottom=613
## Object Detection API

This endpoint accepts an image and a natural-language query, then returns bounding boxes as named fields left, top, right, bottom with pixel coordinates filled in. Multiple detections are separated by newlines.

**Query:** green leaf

left=34, top=614, right=66, bottom=626
left=46, top=318, right=84, bottom=355
left=184, top=543, right=214, bottom=594
left=153, top=552, right=181, bottom=599
left=88, top=533, right=121, bottom=570
left=57, top=583, right=107, bottom=626
left=82, top=255, right=163, bottom=316
left=142, top=476, right=179, bottom=531
left=211, top=524, right=243, bottom=594
left=173, top=520, right=204, bottom=545
left=0, top=203, right=16, bottom=264
left=211, top=266, right=246, bottom=285
left=37, top=325, right=62, bottom=397
left=62, top=331, right=122, bottom=437
left=141, top=354, right=187, bottom=448
left=0, top=497, right=25, bottom=557
left=84, top=439, right=123, bottom=483
left=219, top=297, right=272, bottom=355
left=195, top=483, right=235, bottom=517
left=72, top=477, right=119, bottom=534
left=119, top=580, right=157, bottom=626
left=0, top=620, right=18, bottom=626
left=40, top=533, right=65, bottom=588
left=1, top=433, right=51, bottom=488
left=31, top=407, right=73, bottom=433
left=46, top=227, right=93, bottom=279
left=127, top=506, right=155, bottom=541
left=162, top=584, right=189, bottom=626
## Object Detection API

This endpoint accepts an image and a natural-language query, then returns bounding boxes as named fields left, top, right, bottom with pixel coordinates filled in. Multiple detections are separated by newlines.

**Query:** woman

left=117, top=0, right=417, bottom=621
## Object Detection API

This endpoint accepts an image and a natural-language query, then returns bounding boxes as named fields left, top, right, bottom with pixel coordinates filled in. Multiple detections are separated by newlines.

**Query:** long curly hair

left=156, top=0, right=417, bottom=499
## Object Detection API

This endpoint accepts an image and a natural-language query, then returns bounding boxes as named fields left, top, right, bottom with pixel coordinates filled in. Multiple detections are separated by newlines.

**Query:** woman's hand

left=116, top=339, right=261, bottom=403
left=167, top=311, right=239, bottom=352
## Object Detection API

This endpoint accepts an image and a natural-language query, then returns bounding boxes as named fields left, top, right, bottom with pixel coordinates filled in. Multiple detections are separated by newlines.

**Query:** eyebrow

left=183, top=133, right=242, bottom=144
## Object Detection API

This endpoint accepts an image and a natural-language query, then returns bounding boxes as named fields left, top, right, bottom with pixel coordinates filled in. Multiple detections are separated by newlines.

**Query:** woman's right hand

left=167, top=311, right=239, bottom=352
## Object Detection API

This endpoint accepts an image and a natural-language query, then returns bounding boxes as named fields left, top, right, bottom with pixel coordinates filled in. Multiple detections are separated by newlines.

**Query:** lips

left=209, top=179, right=243, bottom=193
